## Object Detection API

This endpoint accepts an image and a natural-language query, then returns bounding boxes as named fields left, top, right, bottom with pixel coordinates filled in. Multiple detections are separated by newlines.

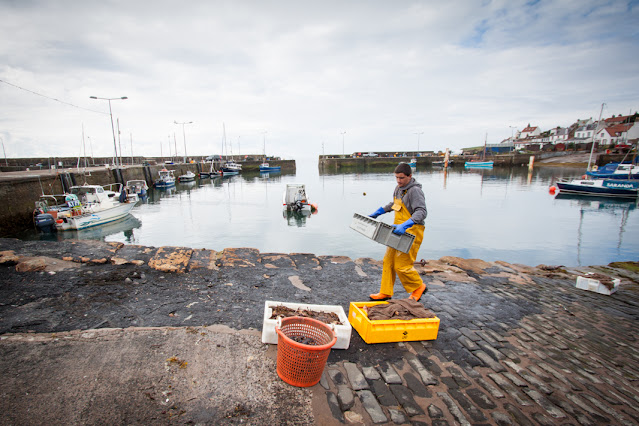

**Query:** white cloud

left=1, top=0, right=638, bottom=160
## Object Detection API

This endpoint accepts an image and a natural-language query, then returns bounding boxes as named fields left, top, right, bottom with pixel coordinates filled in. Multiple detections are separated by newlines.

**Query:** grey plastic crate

left=350, top=213, right=415, bottom=253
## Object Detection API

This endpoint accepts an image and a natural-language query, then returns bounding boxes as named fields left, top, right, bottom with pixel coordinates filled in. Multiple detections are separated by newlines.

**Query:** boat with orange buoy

left=551, top=178, right=639, bottom=199
left=550, top=103, right=639, bottom=199
left=282, top=184, right=318, bottom=213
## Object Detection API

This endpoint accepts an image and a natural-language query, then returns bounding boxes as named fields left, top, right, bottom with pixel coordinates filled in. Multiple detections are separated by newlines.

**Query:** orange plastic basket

left=275, top=316, right=337, bottom=387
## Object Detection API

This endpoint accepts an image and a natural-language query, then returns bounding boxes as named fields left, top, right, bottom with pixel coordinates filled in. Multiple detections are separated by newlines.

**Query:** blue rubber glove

left=392, top=218, right=415, bottom=235
left=369, top=207, right=386, bottom=219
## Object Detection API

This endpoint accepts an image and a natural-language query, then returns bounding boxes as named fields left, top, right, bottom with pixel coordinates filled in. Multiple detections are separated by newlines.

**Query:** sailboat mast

left=588, top=103, right=605, bottom=171
left=482, top=133, right=487, bottom=161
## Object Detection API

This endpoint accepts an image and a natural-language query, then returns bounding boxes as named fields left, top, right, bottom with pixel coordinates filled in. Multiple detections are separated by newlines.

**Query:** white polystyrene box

left=575, top=276, right=620, bottom=295
left=262, top=301, right=352, bottom=349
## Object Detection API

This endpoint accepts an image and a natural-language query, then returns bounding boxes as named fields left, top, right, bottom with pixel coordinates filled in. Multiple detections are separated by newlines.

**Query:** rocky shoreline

left=1, top=238, right=638, bottom=424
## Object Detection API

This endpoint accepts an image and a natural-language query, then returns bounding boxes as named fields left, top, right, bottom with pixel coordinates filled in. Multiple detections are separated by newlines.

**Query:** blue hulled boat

left=556, top=178, right=639, bottom=198
left=586, top=162, right=639, bottom=179
left=259, top=162, right=281, bottom=172
left=154, top=169, right=176, bottom=188
left=464, top=161, right=494, bottom=168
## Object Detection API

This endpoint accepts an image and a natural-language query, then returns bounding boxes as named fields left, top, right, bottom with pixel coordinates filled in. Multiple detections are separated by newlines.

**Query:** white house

left=549, top=127, right=569, bottom=144
left=595, top=123, right=634, bottom=145
left=519, top=125, right=541, bottom=139
left=628, top=122, right=639, bottom=143
left=574, top=123, right=598, bottom=141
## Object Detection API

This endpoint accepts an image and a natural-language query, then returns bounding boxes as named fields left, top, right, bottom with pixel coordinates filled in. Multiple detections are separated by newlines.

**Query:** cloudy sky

left=1, top=0, right=638, bottom=161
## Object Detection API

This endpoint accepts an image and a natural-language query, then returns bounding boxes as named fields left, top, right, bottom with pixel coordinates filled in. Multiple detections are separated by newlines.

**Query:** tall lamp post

left=174, top=121, right=193, bottom=163
left=414, top=131, right=424, bottom=153
left=89, top=96, right=128, bottom=167
left=0, top=136, right=7, bottom=167
left=509, top=126, right=517, bottom=140
left=341, top=131, right=346, bottom=156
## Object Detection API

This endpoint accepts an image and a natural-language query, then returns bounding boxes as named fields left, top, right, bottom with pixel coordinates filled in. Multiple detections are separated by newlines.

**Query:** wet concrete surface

left=1, top=238, right=638, bottom=425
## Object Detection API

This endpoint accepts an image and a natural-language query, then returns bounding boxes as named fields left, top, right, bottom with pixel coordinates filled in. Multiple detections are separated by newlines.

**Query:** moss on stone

left=608, top=261, right=639, bottom=273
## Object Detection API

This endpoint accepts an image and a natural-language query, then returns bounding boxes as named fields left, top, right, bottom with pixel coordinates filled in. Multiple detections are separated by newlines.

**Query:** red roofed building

left=595, top=123, right=635, bottom=145
left=604, top=115, right=633, bottom=125
left=519, top=124, right=541, bottom=139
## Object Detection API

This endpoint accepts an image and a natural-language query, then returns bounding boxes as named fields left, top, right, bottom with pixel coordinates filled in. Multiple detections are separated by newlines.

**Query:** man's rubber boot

left=369, top=293, right=392, bottom=301
left=409, top=283, right=427, bottom=302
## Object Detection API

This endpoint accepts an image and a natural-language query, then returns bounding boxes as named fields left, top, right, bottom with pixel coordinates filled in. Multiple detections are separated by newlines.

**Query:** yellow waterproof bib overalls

left=379, top=197, right=425, bottom=296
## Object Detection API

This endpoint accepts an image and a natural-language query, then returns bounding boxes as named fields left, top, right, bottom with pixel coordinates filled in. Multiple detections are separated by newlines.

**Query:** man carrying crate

left=368, top=162, right=428, bottom=302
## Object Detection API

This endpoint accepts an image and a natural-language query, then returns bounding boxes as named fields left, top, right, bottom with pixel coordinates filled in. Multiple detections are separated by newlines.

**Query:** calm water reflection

left=21, top=159, right=639, bottom=267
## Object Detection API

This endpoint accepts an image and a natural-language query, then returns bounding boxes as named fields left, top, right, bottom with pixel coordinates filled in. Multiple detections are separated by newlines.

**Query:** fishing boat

left=33, top=183, right=138, bottom=232
left=258, top=132, right=280, bottom=172
left=178, top=171, right=196, bottom=182
left=586, top=162, right=639, bottom=179
left=259, top=162, right=281, bottom=172
left=155, top=169, right=176, bottom=187
left=222, top=161, right=242, bottom=173
left=407, top=158, right=417, bottom=167
left=219, top=123, right=242, bottom=174
left=465, top=133, right=494, bottom=168
left=125, top=180, right=148, bottom=200
left=555, top=178, right=639, bottom=198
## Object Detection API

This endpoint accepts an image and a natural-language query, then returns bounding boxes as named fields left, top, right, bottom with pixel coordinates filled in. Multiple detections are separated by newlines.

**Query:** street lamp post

left=0, top=136, right=7, bottom=167
left=89, top=96, right=128, bottom=167
left=414, top=132, right=424, bottom=152
left=341, top=131, right=346, bottom=156
left=174, top=121, right=193, bottom=163
left=509, top=126, right=517, bottom=140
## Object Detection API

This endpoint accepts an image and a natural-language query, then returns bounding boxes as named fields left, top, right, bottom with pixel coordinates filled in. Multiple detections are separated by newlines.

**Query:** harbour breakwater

left=318, top=152, right=625, bottom=172
left=0, top=160, right=295, bottom=237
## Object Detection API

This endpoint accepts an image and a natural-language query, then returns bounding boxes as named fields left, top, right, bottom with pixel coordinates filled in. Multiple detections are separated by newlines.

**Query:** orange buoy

left=549, top=186, right=556, bottom=194
left=581, top=175, right=587, bottom=179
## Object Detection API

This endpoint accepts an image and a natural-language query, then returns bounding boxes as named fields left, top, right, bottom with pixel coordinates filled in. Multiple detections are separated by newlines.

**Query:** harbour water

left=21, top=158, right=639, bottom=267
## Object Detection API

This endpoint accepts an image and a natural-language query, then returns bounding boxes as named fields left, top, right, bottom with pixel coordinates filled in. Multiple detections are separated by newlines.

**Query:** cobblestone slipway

left=0, top=238, right=637, bottom=425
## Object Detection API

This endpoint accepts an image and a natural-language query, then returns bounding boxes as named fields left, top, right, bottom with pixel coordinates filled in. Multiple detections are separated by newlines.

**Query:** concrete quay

left=0, top=238, right=638, bottom=425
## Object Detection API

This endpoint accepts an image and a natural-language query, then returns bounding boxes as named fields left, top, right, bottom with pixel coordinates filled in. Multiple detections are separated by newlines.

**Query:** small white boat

left=34, top=184, right=137, bottom=232
left=125, top=180, right=148, bottom=200
left=178, top=171, right=196, bottom=182
left=155, top=169, right=176, bottom=187
left=283, top=184, right=317, bottom=213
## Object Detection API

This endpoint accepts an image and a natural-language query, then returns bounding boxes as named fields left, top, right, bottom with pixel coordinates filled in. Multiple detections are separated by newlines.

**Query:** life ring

left=592, top=165, right=598, bottom=171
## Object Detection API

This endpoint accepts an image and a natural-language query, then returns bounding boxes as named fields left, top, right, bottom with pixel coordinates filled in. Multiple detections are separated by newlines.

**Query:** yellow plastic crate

left=348, top=302, right=440, bottom=344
